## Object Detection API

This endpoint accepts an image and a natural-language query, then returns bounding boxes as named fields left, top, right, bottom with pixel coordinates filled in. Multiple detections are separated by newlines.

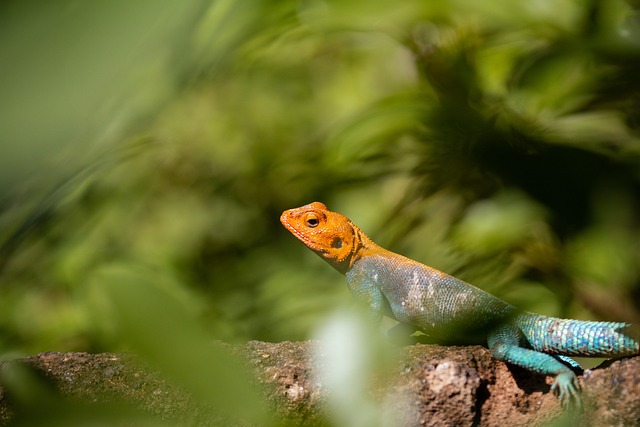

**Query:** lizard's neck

left=348, top=225, right=387, bottom=269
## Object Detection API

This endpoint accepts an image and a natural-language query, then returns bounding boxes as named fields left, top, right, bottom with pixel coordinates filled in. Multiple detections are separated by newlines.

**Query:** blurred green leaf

left=89, top=263, right=269, bottom=425
left=452, top=190, right=547, bottom=253
left=313, top=308, right=400, bottom=427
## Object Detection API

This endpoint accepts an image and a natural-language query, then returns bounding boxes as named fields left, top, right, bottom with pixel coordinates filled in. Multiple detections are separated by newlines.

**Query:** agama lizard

left=280, top=201, right=639, bottom=405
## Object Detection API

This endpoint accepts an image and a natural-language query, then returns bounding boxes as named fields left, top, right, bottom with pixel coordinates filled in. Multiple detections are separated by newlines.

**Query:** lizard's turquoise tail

left=516, top=314, right=639, bottom=357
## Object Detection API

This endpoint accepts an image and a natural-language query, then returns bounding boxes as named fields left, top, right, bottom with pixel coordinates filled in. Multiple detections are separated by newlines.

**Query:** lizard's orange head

left=280, top=202, right=362, bottom=273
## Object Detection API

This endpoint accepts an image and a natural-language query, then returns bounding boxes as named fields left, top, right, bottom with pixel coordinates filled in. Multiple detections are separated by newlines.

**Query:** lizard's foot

left=551, top=371, right=582, bottom=410
left=386, top=322, right=418, bottom=345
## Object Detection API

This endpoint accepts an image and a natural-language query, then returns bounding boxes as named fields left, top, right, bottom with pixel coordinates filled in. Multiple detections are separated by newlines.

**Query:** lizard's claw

left=551, top=372, right=582, bottom=410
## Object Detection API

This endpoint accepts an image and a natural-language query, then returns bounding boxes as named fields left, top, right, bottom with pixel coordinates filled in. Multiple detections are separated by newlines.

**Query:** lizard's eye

left=304, top=212, right=320, bottom=228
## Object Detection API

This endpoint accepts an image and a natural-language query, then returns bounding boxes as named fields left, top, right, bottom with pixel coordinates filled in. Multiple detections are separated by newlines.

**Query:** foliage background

left=0, top=0, right=639, bottom=424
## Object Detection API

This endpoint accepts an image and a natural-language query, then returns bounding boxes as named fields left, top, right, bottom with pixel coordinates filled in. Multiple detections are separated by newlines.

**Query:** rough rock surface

left=0, top=343, right=638, bottom=426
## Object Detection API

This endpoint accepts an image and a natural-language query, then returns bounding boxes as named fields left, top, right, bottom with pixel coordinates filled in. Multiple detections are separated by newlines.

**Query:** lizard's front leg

left=488, top=325, right=581, bottom=407
left=346, top=269, right=385, bottom=325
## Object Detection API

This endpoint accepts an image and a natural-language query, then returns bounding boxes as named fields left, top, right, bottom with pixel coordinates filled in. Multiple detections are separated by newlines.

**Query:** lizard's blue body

left=281, top=202, right=639, bottom=405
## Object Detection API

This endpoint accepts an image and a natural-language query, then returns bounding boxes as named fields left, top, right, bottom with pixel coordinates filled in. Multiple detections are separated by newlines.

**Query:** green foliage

left=89, top=264, right=268, bottom=424
left=1, top=0, right=639, bottom=423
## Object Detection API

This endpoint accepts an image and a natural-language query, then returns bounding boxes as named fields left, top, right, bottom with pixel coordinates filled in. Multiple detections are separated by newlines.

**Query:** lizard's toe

left=551, top=371, right=582, bottom=410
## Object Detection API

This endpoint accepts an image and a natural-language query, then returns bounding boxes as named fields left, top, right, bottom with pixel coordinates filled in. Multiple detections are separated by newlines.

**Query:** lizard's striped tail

left=516, top=313, right=639, bottom=357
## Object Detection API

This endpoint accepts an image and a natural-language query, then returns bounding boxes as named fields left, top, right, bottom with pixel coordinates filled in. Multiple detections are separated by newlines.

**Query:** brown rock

left=0, top=344, right=637, bottom=426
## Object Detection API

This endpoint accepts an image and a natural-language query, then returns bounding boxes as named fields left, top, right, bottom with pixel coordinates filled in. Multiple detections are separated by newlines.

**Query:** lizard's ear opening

left=331, top=237, right=342, bottom=249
